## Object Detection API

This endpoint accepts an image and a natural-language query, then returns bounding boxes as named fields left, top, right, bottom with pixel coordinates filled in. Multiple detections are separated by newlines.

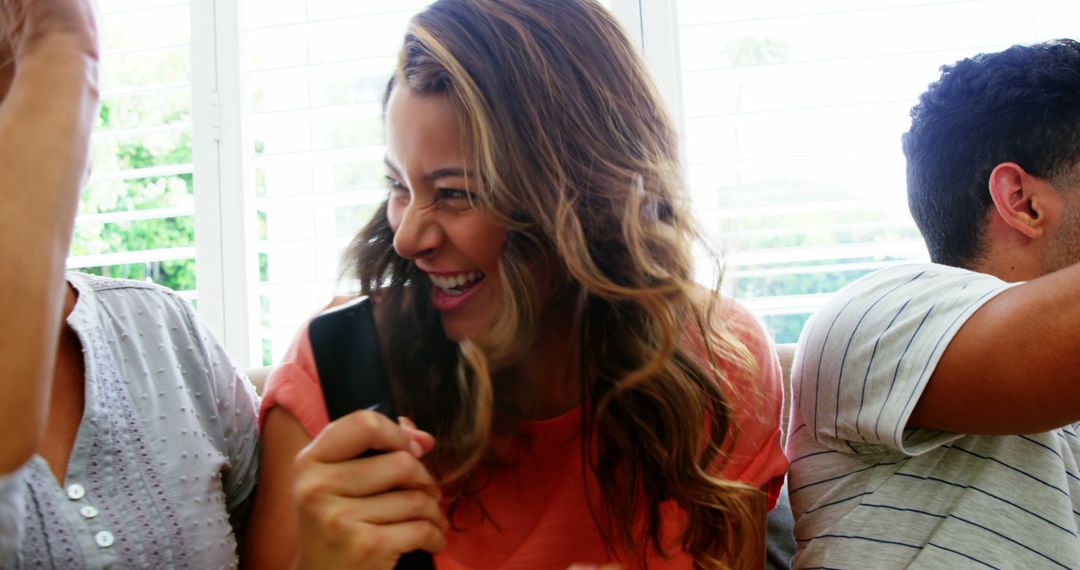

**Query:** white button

left=94, top=530, right=114, bottom=548
left=66, top=484, right=85, bottom=500
left=79, top=506, right=98, bottom=519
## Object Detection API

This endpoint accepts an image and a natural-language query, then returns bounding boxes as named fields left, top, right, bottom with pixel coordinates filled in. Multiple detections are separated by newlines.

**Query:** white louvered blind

left=240, top=1, right=434, bottom=365
left=242, top=1, right=619, bottom=365
left=71, top=0, right=197, bottom=302
left=672, top=0, right=1080, bottom=342
left=69, top=1, right=1080, bottom=363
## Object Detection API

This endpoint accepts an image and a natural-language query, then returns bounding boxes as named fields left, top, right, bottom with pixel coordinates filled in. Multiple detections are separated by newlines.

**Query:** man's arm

left=909, top=262, right=1080, bottom=434
left=0, top=1, right=99, bottom=473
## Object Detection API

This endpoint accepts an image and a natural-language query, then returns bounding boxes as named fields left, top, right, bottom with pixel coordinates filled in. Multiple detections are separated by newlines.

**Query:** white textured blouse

left=0, top=273, right=260, bottom=569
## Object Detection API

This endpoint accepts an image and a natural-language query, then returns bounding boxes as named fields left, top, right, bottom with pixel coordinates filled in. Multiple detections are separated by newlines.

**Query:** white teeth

left=430, top=271, right=484, bottom=291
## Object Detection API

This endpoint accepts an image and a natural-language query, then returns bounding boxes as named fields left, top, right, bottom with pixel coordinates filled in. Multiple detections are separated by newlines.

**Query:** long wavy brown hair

left=343, top=0, right=764, bottom=567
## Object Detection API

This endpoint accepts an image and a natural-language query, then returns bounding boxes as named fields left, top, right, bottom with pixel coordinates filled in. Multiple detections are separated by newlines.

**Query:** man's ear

left=988, top=162, right=1048, bottom=239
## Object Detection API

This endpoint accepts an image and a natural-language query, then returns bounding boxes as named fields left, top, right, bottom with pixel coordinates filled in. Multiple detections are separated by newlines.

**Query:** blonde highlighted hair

left=344, top=0, right=764, bottom=567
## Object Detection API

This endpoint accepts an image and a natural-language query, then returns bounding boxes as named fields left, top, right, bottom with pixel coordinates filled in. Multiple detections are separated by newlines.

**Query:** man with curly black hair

left=787, top=39, right=1080, bottom=568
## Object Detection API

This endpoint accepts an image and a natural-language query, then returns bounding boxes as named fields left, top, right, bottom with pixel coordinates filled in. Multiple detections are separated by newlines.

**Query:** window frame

left=191, top=0, right=255, bottom=366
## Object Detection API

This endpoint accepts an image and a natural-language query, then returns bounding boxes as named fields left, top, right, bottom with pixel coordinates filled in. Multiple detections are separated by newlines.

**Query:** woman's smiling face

left=384, top=86, right=507, bottom=342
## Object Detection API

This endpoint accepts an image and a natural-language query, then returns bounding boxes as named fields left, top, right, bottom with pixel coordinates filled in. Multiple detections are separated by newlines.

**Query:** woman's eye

left=438, top=188, right=470, bottom=201
left=386, top=177, right=407, bottom=193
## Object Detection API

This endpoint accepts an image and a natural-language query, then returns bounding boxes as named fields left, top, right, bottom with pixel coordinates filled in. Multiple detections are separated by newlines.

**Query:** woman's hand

left=0, top=0, right=99, bottom=108
left=0, top=0, right=99, bottom=62
left=292, top=411, right=445, bottom=570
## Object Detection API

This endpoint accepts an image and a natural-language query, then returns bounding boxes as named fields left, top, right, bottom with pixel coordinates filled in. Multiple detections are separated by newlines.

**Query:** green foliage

left=78, top=259, right=195, bottom=290
left=73, top=100, right=197, bottom=292
left=262, top=338, right=273, bottom=367
left=718, top=177, right=917, bottom=302
left=763, top=314, right=811, bottom=344
left=735, top=268, right=874, bottom=298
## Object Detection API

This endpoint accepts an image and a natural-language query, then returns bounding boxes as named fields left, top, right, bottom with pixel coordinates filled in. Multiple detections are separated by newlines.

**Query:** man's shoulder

left=798, top=263, right=999, bottom=344
left=826, top=262, right=984, bottom=303
left=790, top=262, right=1014, bottom=403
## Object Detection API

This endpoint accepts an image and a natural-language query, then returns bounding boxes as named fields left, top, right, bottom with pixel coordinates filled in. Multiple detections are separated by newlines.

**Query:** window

left=240, top=1, right=432, bottom=365
left=667, top=0, right=1080, bottom=342
left=72, top=0, right=196, bottom=302
left=77, top=0, right=1079, bottom=366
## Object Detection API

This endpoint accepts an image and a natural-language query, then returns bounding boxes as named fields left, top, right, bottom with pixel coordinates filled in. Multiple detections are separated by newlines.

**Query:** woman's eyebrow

left=424, top=167, right=468, bottom=182
left=383, top=159, right=470, bottom=182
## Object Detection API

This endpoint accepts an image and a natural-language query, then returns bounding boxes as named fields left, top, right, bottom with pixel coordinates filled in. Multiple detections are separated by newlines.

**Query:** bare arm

left=909, top=262, right=1080, bottom=434
left=0, top=0, right=99, bottom=474
left=242, top=408, right=308, bottom=570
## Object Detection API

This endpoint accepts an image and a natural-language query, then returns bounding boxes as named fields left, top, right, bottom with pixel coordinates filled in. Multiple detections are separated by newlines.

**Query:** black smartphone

left=309, top=296, right=436, bottom=570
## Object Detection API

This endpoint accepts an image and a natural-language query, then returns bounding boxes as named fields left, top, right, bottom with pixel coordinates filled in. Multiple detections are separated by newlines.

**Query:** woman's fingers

left=292, top=412, right=444, bottom=569
left=372, top=519, right=448, bottom=556
left=293, top=464, right=447, bottom=569
left=301, top=410, right=427, bottom=464
left=294, top=411, right=440, bottom=508
left=399, top=416, right=437, bottom=455
left=332, top=488, right=447, bottom=531
left=295, top=449, right=440, bottom=505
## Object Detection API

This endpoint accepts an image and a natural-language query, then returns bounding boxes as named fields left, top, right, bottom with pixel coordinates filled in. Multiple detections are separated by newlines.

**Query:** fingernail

left=410, top=440, right=423, bottom=457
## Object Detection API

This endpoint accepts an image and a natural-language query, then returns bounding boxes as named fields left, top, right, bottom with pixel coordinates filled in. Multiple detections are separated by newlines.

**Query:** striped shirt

left=787, top=263, right=1080, bottom=569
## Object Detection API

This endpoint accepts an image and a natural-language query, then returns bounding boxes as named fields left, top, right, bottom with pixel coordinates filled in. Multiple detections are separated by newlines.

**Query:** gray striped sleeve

left=794, top=264, right=1017, bottom=456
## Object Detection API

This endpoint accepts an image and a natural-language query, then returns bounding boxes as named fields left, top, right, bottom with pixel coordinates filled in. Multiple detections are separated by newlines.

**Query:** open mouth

left=429, top=271, right=485, bottom=297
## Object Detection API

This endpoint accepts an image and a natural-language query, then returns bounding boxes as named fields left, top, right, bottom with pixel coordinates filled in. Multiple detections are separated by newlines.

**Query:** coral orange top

left=260, top=300, right=787, bottom=569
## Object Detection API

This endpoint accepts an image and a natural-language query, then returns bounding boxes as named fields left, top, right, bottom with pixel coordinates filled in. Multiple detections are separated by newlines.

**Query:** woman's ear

left=988, top=162, right=1048, bottom=239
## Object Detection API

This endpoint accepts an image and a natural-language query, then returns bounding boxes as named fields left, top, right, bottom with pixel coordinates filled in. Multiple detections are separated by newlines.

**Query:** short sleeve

left=259, top=319, right=330, bottom=440
left=177, top=297, right=262, bottom=533
left=717, top=301, right=788, bottom=510
left=792, top=264, right=1018, bottom=456
left=0, top=465, right=27, bottom=564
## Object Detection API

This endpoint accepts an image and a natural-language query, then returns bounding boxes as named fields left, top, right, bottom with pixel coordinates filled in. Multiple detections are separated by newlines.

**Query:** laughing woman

left=243, top=1, right=786, bottom=568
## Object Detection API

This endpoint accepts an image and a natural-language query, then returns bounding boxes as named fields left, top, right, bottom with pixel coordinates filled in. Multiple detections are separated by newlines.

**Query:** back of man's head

left=903, top=39, right=1080, bottom=269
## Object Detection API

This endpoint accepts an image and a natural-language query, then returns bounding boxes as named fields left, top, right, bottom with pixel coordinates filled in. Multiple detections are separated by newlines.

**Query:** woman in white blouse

left=0, top=3, right=262, bottom=567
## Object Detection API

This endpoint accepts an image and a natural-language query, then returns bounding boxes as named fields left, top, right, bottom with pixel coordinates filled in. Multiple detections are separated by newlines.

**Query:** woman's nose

left=392, top=201, right=443, bottom=260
